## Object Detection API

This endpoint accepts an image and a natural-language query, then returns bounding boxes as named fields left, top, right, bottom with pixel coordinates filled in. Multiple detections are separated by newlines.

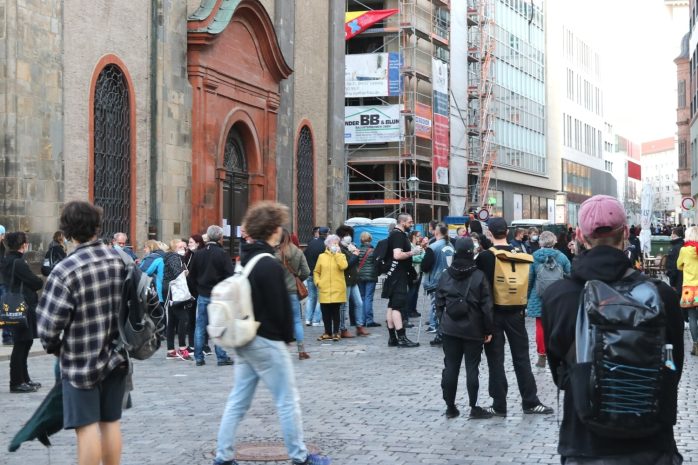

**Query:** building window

left=296, top=125, right=314, bottom=244
left=679, top=140, right=687, bottom=169
left=93, top=64, right=131, bottom=238
left=679, top=79, right=686, bottom=109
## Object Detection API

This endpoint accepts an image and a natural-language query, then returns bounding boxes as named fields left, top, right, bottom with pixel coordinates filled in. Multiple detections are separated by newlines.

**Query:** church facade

left=0, top=0, right=345, bottom=260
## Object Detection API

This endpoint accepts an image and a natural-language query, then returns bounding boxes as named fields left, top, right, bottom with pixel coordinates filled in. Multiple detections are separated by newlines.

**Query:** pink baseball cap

left=577, top=195, right=627, bottom=238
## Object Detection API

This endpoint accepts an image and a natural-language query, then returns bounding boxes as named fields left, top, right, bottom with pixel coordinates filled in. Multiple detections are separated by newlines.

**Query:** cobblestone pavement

left=1, top=293, right=697, bottom=465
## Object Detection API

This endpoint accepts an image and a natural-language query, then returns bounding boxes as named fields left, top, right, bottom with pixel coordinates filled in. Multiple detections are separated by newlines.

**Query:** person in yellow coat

left=677, top=225, right=698, bottom=356
left=314, top=234, right=348, bottom=341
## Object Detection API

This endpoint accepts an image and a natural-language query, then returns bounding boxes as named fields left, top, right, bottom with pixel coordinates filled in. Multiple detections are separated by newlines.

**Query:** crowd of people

left=0, top=194, right=691, bottom=465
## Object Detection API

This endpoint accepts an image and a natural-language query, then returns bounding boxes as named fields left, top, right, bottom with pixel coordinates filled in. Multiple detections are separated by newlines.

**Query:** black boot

left=396, top=329, right=419, bottom=348
left=388, top=328, right=398, bottom=347
left=430, top=334, right=443, bottom=346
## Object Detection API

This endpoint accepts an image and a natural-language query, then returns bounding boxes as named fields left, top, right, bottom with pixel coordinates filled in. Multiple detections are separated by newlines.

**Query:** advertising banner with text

left=432, top=58, right=449, bottom=185
left=415, top=103, right=432, bottom=140
left=345, top=105, right=401, bottom=144
left=345, top=52, right=402, bottom=98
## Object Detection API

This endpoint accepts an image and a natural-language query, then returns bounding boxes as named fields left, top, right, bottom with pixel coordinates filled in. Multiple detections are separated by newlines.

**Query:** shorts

left=383, top=275, right=408, bottom=311
left=62, top=363, right=128, bottom=429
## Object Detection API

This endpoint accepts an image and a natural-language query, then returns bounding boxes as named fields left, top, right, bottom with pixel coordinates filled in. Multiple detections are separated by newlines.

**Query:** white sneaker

left=312, top=322, right=323, bottom=327
left=305, top=320, right=311, bottom=326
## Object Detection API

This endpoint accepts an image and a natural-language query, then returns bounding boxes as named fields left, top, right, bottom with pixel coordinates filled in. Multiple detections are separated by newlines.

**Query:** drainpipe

left=148, top=0, right=159, bottom=240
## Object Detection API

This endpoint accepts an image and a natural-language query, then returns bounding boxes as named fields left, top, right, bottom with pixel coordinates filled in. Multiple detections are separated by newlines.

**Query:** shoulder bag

left=282, top=256, right=308, bottom=300
left=0, top=260, right=29, bottom=328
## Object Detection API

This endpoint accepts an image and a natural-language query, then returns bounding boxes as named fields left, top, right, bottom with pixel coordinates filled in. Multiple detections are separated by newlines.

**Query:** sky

left=560, top=0, right=686, bottom=142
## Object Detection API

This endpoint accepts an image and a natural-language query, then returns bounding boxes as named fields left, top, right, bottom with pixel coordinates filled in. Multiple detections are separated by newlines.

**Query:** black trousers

left=484, top=310, right=540, bottom=411
left=10, top=339, right=33, bottom=386
left=167, top=302, right=191, bottom=350
left=442, top=334, right=484, bottom=408
left=320, top=303, right=341, bottom=335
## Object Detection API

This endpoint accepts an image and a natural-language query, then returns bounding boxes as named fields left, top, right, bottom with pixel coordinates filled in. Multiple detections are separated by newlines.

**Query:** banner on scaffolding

left=345, top=105, right=401, bottom=144
left=432, top=58, right=449, bottom=185
left=415, top=103, right=432, bottom=140
left=345, top=52, right=402, bottom=98
left=345, top=9, right=399, bottom=40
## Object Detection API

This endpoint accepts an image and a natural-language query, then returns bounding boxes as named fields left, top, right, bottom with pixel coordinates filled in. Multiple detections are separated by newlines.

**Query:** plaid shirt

left=37, top=240, right=127, bottom=389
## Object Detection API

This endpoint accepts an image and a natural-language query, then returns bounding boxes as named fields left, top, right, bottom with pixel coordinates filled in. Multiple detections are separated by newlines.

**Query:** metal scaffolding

left=466, top=0, right=497, bottom=209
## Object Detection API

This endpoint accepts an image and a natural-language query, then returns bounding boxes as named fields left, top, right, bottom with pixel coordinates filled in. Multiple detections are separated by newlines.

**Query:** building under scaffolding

left=345, top=0, right=451, bottom=223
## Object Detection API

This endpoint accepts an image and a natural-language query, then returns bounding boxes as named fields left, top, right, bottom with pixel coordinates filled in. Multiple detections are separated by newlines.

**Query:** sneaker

left=166, top=350, right=179, bottom=360
left=212, top=460, right=238, bottom=465
left=217, top=358, right=234, bottom=366
left=196, top=359, right=206, bottom=366
left=523, top=403, right=554, bottom=415
left=429, top=336, right=443, bottom=346
left=535, top=354, right=547, bottom=368
left=305, top=320, right=311, bottom=326
left=295, top=453, right=332, bottom=465
left=404, top=322, right=415, bottom=329
left=186, top=346, right=195, bottom=353
left=203, top=346, right=213, bottom=356
left=483, top=406, right=507, bottom=417
left=177, top=349, right=193, bottom=361
left=445, top=405, right=460, bottom=419
left=425, top=326, right=436, bottom=333
left=312, top=322, right=323, bottom=327
left=366, top=322, right=382, bottom=327
left=469, top=406, right=493, bottom=419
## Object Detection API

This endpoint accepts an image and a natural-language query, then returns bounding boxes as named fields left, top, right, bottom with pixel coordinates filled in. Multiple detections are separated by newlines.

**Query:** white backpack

left=206, top=253, right=272, bottom=349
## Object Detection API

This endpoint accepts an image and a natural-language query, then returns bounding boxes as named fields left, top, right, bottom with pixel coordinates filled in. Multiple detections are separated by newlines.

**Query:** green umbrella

left=8, top=382, right=63, bottom=452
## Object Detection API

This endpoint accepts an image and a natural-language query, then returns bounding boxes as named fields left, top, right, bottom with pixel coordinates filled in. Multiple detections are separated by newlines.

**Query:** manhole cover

left=234, top=442, right=320, bottom=461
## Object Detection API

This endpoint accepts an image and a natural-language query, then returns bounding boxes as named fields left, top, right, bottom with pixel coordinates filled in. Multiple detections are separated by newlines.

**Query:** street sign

left=681, top=197, right=695, bottom=211
left=477, top=209, right=490, bottom=222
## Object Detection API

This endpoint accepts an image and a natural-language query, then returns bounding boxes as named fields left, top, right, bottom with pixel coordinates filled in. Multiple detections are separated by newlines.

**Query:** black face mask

left=522, top=235, right=529, bottom=242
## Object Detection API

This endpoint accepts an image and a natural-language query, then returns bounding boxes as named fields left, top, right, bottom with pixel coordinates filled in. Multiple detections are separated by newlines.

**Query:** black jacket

left=541, top=246, right=684, bottom=459
left=1, top=252, right=44, bottom=341
left=241, top=241, right=294, bottom=343
left=187, top=242, right=235, bottom=297
left=304, top=237, right=326, bottom=273
left=666, top=237, right=684, bottom=290
left=435, top=258, right=493, bottom=341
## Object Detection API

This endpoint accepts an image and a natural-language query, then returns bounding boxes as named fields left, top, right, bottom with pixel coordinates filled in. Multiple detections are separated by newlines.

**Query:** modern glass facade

left=492, top=0, right=546, bottom=175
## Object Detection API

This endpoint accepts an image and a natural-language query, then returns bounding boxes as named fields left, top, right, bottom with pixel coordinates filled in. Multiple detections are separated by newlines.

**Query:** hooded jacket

left=313, top=249, right=348, bottom=304
left=676, top=244, right=698, bottom=287
left=435, top=257, right=493, bottom=341
left=241, top=241, right=294, bottom=343
left=526, top=247, right=571, bottom=318
left=541, top=245, right=684, bottom=459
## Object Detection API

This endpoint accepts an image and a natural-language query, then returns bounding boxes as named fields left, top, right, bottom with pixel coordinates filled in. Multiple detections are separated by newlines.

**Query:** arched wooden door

left=222, top=126, right=249, bottom=256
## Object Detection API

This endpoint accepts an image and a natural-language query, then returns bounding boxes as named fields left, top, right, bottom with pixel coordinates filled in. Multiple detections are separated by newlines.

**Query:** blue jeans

left=215, top=336, right=308, bottom=463
left=688, top=308, right=698, bottom=342
left=288, top=293, right=304, bottom=343
left=428, top=290, right=438, bottom=328
left=358, top=281, right=376, bottom=325
left=195, top=295, right=230, bottom=363
left=304, top=278, right=321, bottom=324
left=339, top=284, right=364, bottom=330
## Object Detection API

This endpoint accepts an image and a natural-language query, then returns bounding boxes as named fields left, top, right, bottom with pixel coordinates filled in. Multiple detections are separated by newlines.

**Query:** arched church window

left=93, top=64, right=131, bottom=237
left=296, top=126, right=314, bottom=243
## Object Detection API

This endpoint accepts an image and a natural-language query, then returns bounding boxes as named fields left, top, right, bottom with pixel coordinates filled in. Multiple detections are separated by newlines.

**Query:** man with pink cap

left=541, top=195, right=684, bottom=464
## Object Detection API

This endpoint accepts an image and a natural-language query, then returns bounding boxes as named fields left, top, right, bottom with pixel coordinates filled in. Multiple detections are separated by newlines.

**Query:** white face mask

left=532, top=235, right=539, bottom=242
left=473, top=240, right=480, bottom=250
left=188, top=244, right=197, bottom=251
left=330, top=245, right=340, bottom=253
left=177, top=249, right=185, bottom=256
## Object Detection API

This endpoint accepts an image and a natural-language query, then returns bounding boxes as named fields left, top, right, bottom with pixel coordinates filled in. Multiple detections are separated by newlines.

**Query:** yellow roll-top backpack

left=489, top=247, right=534, bottom=307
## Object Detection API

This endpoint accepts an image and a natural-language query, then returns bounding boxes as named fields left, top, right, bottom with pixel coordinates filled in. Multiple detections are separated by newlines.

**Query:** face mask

left=177, top=249, right=185, bottom=256
left=473, top=240, right=480, bottom=250
left=532, top=235, right=539, bottom=242
left=522, top=235, right=529, bottom=242
left=113, top=244, right=122, bottom=250
left=188, top=244, right=197, bottom=251
left=330, top=245, right=340, bottom=253
left=342, top=236, right=352, bottom=246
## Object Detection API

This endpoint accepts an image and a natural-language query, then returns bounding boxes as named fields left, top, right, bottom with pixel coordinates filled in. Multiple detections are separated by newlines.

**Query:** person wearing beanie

left=542, top=195, right=684, bottom=463
left=436, top=237, right=494, bottom=420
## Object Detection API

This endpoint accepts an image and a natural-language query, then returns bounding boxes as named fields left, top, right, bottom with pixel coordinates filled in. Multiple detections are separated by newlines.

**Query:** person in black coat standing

left=1, top=231, right=44, bottom=393
left=666, top=227, right=684, bottom=292
left=436, top=237, right=494, bottom=420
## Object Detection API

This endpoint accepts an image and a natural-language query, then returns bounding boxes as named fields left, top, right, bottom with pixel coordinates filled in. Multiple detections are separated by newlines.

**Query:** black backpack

left=373, top=238, right=392, bottom=275
left=568, top=270, right=673, bottom=438
left=114, top=249, right=165, bottom=361
left=41, top=247, right=62, bottom=277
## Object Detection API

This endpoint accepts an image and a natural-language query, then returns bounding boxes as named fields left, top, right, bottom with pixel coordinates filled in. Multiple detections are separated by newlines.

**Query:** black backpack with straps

left=566, top=269, right=675, bottom=438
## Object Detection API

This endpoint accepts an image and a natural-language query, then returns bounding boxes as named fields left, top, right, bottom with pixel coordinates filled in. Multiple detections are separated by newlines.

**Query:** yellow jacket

left=314, top=249, right=348, bottom=304
left=677, top=246, right=698, bottom=286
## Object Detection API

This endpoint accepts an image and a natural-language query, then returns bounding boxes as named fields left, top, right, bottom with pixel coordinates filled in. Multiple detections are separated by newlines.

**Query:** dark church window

left=93, top=64, right=131, bottom=238
left=296, top=126, right=314, bottom=244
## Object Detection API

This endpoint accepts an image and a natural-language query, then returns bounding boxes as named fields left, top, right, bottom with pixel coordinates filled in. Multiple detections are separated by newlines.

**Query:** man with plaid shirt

left=37, top=201, right=129, bottom=465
